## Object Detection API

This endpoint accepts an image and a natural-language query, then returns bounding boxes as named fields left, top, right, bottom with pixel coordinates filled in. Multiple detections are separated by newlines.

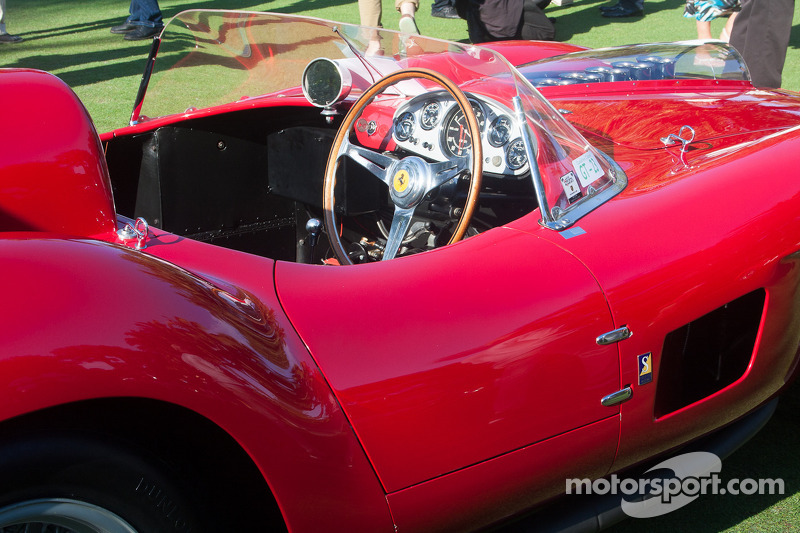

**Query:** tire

left=0, top=434, right=210, bottom=532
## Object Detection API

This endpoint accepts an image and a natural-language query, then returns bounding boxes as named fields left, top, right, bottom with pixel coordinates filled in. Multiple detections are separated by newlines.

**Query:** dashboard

left=389, top=91, right=529, bottom=178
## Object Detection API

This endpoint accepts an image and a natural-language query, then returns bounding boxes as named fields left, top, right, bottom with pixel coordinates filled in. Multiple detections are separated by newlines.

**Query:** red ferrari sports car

left=1, top=9, right=798, bottom=533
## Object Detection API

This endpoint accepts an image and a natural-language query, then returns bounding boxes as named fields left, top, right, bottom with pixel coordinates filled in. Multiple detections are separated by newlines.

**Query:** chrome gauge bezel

left=420, top=100, right=441, bottom=130
left=440, top=100, right=486, bottom=159
left=488, top=115, right=513, bottom=148
left=505, top=138, right=527, bottom=170
left=301, top=58, right=352, bottom=108
left=394, top=111, right=416, bottom=142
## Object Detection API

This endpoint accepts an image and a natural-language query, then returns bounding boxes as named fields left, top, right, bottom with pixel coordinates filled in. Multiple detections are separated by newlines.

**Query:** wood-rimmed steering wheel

left=323, top=67, right=483, bottom=264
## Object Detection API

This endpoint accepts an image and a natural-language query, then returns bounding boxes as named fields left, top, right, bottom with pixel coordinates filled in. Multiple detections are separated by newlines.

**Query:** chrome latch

left=596, top=326, right=632, bottom=345
left=660, top=125, right=695, bottom=153
left=117, top=217, right=150, bottom=250
left=601, top=386, right=633, bottom=407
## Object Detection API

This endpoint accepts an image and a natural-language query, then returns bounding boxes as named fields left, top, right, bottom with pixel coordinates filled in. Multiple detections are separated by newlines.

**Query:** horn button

left=388, top=156, right=430, bottom=209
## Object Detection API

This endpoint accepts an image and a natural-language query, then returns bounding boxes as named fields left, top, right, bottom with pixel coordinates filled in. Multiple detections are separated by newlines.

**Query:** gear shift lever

left=305, top=218, right=322, bottom=263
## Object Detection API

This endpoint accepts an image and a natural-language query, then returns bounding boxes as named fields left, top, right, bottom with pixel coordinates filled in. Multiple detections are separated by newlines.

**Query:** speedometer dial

left=442, top=102, right=486, bottom=157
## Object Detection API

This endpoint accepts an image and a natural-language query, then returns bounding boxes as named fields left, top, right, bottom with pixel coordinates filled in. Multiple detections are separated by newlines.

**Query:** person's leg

left=696, top=20, right=712, bottom=39
left=432, top=0, right=459, bottom=18
left=0, top=0, right=7, bottom=35
left=359, top=0, right=383, bottom=27
left=602, top=0, right=643, bottom=17
left=730, top=0, right=794, bottom=87
left=519, top=0, right=555, bottom=40
left=620, top=0, right=643, bottom=10
left=0, top=0, right=22, bottom=42
left=129, top=0, right=163, bottom=27
left=719, top=11, right=737, bottom=41
left=396, top=0, right=420, bottom=34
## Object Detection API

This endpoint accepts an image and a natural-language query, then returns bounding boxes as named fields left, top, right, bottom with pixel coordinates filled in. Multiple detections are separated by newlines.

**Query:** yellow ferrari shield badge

left=393, top=169, right=410, bottom=193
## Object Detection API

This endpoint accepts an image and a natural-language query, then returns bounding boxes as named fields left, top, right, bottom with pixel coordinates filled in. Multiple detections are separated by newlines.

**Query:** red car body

left=0, top=10, right=798, bottom=533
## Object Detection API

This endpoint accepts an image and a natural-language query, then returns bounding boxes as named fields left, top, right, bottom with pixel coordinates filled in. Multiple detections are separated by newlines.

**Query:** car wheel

left=0, top=434, right=211, bottom=532
left=0, top=498, right=137, bottom=532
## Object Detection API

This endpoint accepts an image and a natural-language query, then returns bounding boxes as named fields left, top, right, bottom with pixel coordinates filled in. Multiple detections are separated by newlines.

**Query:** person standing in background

left=729, top=0, right=795, bottom=88
left=359, top=0, right=421, bottom=33
left=432, top=0, right=460, bottom=19
left=684, top=0, right=739, bottom=41
left=599, top=0, right=644, bottom=18
left=111, top=0, right=164, bottom=41
left=0, top=0, right=22, bottom=44
left=455, top=0, right=554, bottom=43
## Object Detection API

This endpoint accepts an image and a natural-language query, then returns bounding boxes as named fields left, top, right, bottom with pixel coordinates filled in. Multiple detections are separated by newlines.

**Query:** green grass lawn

left=2, top=1, right=799, bottom=531
left=3, top=0, right=800, bottom=131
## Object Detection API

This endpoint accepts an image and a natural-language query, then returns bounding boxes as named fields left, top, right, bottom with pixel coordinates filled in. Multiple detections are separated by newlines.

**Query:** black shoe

left=110, top=22, right=137, bottom=34
left=0, top=33, right=22, bottom=43
left=599, top=2, right=622, bottom=11
left=124, top=25, right=162, bottom=41
left=431, top=5, right=460, bottom=18
left=601, top=5, right=643, bottom=17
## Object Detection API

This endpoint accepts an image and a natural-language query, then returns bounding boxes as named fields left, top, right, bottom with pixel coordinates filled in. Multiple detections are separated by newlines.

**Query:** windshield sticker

left=560, top=171, right=582, bottom=203
left=573, top=151, right=605, bottom=187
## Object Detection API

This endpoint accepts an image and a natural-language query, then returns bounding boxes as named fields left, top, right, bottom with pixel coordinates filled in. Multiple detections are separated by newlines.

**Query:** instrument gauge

left=442, top=101, right=486, bottom=157
left=506, top=138, right=528, bottom=170
left=394, top=111, right=415, bottom=142
left=420, top=101, right=441, bottom=130
left=488, top=115, right=513, bottom=147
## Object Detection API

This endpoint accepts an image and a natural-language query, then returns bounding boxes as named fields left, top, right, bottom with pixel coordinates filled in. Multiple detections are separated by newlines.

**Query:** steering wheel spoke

left=342, top=138, right=396, bottom=184
left=429, top=154, right=470, bottom=189
left=383, top=206, right=416, bottom=261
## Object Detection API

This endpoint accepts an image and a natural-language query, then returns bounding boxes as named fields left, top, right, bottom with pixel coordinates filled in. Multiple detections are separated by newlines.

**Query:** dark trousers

left=128, top=0, right=163, bottom=28
left=432, top=0, right=455, bottom=10
left=457, top=0, right=554, bottom=43
left=729, top=0, right=794, bottom=88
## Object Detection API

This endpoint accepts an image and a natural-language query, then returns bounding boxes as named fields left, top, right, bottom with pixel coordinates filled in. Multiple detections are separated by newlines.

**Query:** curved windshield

left=517, top=41, right=750, bottom=88
left=136, top=10, right=627, bottom=230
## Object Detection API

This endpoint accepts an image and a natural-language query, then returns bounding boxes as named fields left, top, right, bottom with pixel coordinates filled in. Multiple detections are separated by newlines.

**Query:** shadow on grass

left=8, top=0, right=358, bottom=90
left=547, top=0, right=686, bottom=41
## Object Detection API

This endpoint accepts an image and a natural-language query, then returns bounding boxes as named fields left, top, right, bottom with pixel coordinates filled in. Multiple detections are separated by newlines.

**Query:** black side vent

left=655, top=289, right=766, bottom=418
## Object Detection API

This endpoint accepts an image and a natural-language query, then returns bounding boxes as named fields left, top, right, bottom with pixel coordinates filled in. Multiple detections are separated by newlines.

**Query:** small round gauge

left=488, top=115, right=513, bottom=147
left=394, top=111, right=415, bottom=142
left=506, top=138, right=528, bottom=170
left=420, top=101, right=441, bottom=130
left=442, top=101, right=486, bottom=157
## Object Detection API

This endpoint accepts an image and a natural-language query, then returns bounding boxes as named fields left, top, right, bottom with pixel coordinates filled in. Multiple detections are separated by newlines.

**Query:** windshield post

left=130, top=36, right=161, bottom=126
left=513, top=96, right=554, bottom=227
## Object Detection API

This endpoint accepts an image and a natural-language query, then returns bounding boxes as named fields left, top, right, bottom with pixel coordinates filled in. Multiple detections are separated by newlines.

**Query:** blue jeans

left=128, top=0, right=162, bottom=28
left=621, top=0, right=644, bottom=8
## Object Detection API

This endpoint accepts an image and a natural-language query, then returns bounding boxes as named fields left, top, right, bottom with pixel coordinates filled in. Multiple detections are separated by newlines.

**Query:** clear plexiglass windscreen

left=138, top=9, right=626, bottom=228
left=517, top=41, right=749, bottom=88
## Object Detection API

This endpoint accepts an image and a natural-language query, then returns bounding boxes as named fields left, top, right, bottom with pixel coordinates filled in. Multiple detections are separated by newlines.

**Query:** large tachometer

left=442, top=101, right=485, bottom=157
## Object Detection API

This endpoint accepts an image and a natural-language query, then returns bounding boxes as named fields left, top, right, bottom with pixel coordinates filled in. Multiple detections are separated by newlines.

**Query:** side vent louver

left=655, top=289, right=766, bottom=418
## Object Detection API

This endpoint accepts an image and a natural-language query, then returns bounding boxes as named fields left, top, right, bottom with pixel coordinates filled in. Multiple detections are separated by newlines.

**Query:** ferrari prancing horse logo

left=393, top=169, right=410, bottom=193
